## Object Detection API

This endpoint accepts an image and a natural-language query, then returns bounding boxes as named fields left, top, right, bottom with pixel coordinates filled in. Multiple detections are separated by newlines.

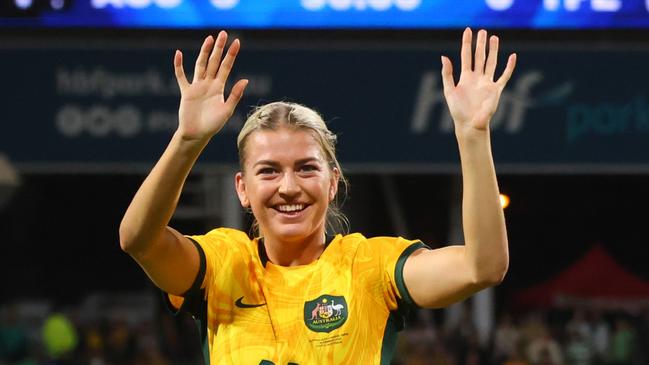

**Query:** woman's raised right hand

left=174, top=31, right=248, bottom=141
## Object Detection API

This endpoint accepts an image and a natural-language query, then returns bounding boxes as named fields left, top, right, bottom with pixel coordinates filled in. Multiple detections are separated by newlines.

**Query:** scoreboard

left=2, top=0, right=649, bottom=29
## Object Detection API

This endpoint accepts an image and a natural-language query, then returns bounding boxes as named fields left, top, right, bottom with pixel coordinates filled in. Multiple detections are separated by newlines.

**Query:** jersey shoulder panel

left=363, top=236, right=430, bottom=309
left=191, top=228, right=255, bottom=259
left=188, top=228, right=257, bottom=294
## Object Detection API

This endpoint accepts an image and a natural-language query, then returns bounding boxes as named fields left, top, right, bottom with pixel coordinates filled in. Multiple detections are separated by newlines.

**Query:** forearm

left=119, top=132, right=209, bottom=255
left=456, top=128, right=509, bottom=284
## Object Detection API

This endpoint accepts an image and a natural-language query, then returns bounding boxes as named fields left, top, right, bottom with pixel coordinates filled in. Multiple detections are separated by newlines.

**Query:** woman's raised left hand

left=441, top=28, right=516, bottom=134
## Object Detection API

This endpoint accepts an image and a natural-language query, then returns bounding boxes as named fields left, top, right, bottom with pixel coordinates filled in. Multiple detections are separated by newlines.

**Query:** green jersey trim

left=161, top=237, right=209, bottom=365
left=380, top=240, right=430, bottom=364
left=380, top=311, right=400, bottom=365
left=394, top=241, right=430, bottom=307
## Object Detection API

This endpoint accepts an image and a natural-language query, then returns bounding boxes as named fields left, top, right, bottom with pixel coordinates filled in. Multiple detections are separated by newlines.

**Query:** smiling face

left=235, top=124, right=339, bottom=245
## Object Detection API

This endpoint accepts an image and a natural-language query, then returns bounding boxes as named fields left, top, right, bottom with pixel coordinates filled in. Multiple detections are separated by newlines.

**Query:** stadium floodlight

left=499, top=193, right=510, bottom=210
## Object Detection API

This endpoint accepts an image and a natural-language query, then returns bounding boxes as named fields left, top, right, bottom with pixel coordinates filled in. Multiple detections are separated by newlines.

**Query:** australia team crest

left=303, top=295, right=348, bottom=333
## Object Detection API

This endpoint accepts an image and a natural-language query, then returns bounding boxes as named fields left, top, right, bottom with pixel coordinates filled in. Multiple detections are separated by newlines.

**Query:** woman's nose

left=278, top=172, right=300, bottom=197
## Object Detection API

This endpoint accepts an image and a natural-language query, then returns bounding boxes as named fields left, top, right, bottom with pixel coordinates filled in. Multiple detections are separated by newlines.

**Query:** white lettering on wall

left=55, top=66, right=273, bottom=139
left=56, top=104, right=143, bottom=138
left=410, top=71, right=555, bottom=135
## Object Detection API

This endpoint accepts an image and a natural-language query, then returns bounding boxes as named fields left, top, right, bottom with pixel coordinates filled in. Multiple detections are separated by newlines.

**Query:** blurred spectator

left=566, top=309, right=592, bottom=342
left=502, top=340, right=530, bottom=365
left=132, top=321, right=169, bottom=365
left=445, top=305, right=478, bottom=363
left=41, top=312, right=78, bottom=365
left=492, top=314, right=521, bottom=364
left=104, top=320, right=136, bottom=365
left=429, top=337, right=456, bottom=365
left=564, top=328, right=593, bottom=365
left=589, top=309, right=610, bottom=365
left=397, top=317, right=436, bottom=365
left=0, top=305, right=36, bottom=365
left=462, top=332, right=488, bottom=365
left=80, top=324, right=106, bottom=365
left=157, top=313, right=202, bottom=364
left=636, top=307, right=649, bottom=365
left=608, top=316, right=635, bottom=365
left=519, top=312, right=547, bottom=347
left=402, top=342, right=433, bottom=365
left=526, top=324, right=563, bottom=365
left=535, top=348, right=558, bottom=365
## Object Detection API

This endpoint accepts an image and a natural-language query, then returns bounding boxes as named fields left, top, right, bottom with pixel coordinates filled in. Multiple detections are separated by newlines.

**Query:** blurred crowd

left=2, top=293, right=649, bottom=365
left=0, top=292, right=201, bottom=365
left=396, top=305, right=649, bottom=365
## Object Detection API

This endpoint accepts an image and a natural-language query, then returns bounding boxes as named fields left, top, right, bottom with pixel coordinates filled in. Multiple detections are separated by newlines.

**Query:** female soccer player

left=119, top=28, right=515, bottom=364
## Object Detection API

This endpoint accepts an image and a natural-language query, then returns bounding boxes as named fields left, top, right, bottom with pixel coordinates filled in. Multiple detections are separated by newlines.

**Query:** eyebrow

left=252, top=157, right=321, bottom=168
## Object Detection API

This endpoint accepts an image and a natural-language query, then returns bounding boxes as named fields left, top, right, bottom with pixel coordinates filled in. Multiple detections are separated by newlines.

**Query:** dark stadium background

left=2, top=4, right=649, bottom=364
left=2, top=173, right=648, bottom=307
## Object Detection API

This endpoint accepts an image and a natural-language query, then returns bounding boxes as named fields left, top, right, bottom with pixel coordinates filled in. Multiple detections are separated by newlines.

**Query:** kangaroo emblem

left=310, top=302, right=321, bottom=320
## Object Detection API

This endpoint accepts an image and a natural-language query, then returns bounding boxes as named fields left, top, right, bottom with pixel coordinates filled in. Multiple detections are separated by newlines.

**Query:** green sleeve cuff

left=394, top=241, right=430, bottom=307
left=161, top=236, right=207, bottom=317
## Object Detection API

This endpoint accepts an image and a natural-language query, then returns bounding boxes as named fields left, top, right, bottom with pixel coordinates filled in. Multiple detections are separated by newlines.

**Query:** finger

left=215, top=38, right=241, bottom=89
left=193, top=35, right=214, bottom=82
left=224, top=79, right=249, bottom=115
left=460, top=27, right=472, bottom=72
left=474, top=29, right=487, bottom=74
left=206, top=30, right=228, bottom=79
left=496, top=53, right=517, bottom=89
left=174, top=50, right=190, bottom=91
left=485, top=35, right=499, bottom=80
left=440, top=56, right=455, bottom=97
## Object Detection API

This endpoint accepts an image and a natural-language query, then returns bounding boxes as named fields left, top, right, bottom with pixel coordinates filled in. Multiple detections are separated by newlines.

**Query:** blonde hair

left=237, top=101, right=349, bottom=236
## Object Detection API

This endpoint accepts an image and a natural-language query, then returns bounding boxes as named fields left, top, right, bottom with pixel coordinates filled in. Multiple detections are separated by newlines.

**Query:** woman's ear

left=235, top=172, right=250, bottom=208
left=329, top=167, right=340, bottom=202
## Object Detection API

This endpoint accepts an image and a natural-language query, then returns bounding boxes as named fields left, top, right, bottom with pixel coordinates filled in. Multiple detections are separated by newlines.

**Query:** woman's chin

left=266, top=223, right=317, bottom=243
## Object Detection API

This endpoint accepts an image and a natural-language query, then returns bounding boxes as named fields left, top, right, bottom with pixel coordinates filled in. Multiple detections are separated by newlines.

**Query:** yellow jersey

left=165, top=228, right=428, bottom=365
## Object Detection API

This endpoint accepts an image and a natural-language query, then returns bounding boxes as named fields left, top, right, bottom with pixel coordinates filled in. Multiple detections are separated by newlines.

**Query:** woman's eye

left=300, top=165, right=318, bottom=172
left=258, top=167, right=276, bottom=175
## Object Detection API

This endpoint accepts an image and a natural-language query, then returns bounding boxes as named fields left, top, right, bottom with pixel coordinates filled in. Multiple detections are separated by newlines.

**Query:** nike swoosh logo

left=235, top=296, right=266, bottom=308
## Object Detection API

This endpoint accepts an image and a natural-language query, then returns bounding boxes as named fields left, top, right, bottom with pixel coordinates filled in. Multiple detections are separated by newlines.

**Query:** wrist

left=455, top=126, right=490, bottom=144
left=172, top=130, right=211, bottom=154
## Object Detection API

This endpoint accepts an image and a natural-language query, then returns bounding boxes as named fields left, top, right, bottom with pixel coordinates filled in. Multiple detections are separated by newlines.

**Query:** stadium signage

left=91, top=0, right=183, bottom=9
left=300, top=0, right=421, bottom=11
left=486, top=0, right=624, bottom=12
left=5, top=0, right=649, bottom=29
left=2, top=45, right=649, bottom=172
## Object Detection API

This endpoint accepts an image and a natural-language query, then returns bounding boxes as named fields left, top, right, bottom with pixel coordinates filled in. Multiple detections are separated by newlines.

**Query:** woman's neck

left=261, top=231, right=326, bottom=267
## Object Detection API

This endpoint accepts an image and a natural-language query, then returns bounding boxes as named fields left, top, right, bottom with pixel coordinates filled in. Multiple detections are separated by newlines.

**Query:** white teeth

left=277, top=204, right=304, bottom=212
